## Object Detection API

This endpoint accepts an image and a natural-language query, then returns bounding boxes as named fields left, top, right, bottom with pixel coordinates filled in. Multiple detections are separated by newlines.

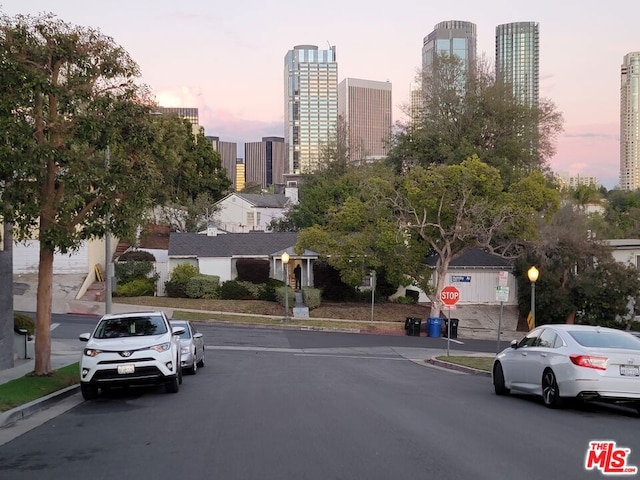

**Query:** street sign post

left=440, top=285, right=460, bottom=355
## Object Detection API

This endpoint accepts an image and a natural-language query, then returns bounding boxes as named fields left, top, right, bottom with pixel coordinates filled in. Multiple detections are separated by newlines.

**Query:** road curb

left=0, top=384, right=80, bottom=429
left=426, top=357, right=492, bottom=377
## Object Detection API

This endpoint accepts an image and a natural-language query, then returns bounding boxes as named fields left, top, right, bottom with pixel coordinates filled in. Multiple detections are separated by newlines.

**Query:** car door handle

left=541, top=353, right=547, bottom=357
left=521, top=352, right=527, bottom=356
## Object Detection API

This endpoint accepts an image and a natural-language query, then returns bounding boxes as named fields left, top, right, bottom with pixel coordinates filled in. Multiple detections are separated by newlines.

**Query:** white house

left=604, top=239, right=640, bottom=268
left=211, top=193, right=291, bottom=233
left=168, top=231, right=318, bottom=287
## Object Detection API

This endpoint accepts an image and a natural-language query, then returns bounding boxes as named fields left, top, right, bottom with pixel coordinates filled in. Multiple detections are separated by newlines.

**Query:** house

left=211, top=193, right=291, bottom=233
left=167, top=231, right=318, bottom=289
left=399, top=249, right=518, bottom=306
left=604, top=239, right=640, bottom=268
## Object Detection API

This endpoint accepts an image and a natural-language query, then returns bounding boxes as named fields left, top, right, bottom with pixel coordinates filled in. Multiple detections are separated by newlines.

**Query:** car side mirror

left=172, top=327, right=185, bottom=336
left=510, top=339, right=518, bottom=349
left=79, top=333, right=91, bottom=342
left=193, top=333, right=203, bottom=339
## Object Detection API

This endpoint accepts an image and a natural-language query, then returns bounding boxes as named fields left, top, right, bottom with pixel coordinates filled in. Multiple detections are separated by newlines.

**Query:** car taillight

left=570, top=354, right=608, bottom=370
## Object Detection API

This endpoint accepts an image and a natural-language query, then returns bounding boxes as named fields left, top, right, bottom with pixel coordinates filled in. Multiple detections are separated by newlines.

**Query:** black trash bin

left=443, top=318, right=459, bottom=339
left=406, top=317, right=422, bottom=336
left=404, top=317, right=412, bottom=333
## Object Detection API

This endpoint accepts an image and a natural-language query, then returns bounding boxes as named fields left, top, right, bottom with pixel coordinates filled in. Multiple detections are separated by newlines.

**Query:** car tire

left=165, top=375, right=180, bottom=393
left=197, top=349, right=205, bottom=368
left=493, top=362, right=510, bottom=396
left=81, top=383, right=99, bottom=401
left=542, top=368, right=563, bottom=408
left=178, top=363, right=183, bottom=385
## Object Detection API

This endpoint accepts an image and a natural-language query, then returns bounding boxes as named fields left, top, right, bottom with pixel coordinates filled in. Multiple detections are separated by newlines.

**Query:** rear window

left=568, top=330, right=640, bottom=350
left=94, top=316, right=168, bottom=338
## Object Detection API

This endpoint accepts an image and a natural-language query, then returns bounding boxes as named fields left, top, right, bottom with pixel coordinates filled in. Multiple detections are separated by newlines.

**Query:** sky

left=2, top=0, right=639, bottom=189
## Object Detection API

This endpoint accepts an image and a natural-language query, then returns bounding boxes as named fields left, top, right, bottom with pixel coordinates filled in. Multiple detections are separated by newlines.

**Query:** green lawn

left=435, top=356, right=494, bottom=372
left=0, top=363, right=79, bottom=413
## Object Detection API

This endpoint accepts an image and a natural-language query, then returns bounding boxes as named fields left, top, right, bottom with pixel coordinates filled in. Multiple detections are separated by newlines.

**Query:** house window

left=256, top=212, right=261, bottom=225
left=636, top=256, right=640, bottom=270
left=247, top=212, right=254, bottom=226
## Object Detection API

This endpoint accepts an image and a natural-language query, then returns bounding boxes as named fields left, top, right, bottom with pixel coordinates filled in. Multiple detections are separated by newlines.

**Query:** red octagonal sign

left=440, top=285, right=460, bottom=307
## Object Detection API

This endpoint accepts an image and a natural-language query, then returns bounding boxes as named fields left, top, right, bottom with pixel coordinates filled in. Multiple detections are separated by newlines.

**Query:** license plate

left=117, top=364, right=135, bottom=374
left=620, top=365, right=639, bottom=376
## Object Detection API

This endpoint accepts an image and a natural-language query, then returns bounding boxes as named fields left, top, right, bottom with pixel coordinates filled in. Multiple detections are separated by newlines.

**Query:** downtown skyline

left=2, top=0, right=639, bottom=189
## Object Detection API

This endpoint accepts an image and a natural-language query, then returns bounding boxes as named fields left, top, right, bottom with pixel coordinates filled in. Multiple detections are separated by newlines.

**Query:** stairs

left=293, top=291, right=309, bottom=319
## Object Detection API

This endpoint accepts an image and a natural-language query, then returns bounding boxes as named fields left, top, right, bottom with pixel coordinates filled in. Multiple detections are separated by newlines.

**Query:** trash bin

left=428, top=317, right=442, bottom=338
left=443, top=318, right=459, bottom=339
left=404, top=317, right=412, bottom=333
left=407, top=317, right=422, bottom=336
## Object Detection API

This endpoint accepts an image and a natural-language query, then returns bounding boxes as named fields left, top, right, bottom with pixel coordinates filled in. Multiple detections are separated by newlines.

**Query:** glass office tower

left=422, top=20, right=477, bottom=75
left=284, top=45, right=338, bottom=174
left=620, top=52, right=640, bottom=190
left=495, top=22, right=540, bottom=107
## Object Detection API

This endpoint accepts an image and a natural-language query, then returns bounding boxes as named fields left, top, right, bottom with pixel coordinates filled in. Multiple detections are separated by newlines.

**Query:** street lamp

left=282, top=252, right=290, bottom=322
left=527, top=266, right=539, bottom=329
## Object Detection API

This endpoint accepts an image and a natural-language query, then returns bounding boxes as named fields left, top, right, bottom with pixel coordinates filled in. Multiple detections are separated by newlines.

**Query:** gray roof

left=425, top=249, right=513, bottom=268
left=168, top=232, right=316, bottom=258
left=236, top=193, right=288, bottom=208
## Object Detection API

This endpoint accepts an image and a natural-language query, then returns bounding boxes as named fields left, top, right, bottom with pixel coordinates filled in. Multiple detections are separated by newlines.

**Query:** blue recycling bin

left=428, top=317, right=442, bottom=338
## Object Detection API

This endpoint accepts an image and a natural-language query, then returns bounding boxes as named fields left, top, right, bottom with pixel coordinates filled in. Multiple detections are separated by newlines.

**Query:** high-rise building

left=422, top=20, right=477, bottom=76
left=155, top=107, right=200, bottom=134
left=338, top=78, right=392, bottom=162
left=495, top=22, right=540, bottom=107
left=620, top=52, right=640, bottom=191
left=206, top=136, right=238, bottom=190
left=409, top=82, right=423, bottom=128
left=245, top=137, right=286, bottom=189
left=284, top=44, right=338, bottom=175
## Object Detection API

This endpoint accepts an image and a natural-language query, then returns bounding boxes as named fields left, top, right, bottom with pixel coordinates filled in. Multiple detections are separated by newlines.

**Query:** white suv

left=79, top=311, right=184, bottom=400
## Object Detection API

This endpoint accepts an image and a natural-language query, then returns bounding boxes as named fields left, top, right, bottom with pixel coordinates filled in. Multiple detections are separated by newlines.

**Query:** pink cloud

left=551, top=122, right=620, bottom=189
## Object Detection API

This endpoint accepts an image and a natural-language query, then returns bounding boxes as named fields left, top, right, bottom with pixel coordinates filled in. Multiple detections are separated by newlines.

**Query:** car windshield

left=568, top=330, right=640, bottom=350
left=93, top=315, right=168, bottom=338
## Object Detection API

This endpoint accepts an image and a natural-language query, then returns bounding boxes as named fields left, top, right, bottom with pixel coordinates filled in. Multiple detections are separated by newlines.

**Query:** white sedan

left=492, top=324, right=640, bottom=411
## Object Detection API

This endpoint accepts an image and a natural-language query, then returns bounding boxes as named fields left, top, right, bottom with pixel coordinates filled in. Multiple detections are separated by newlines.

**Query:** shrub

left=276, top=285, right=295, bottom=307
left=115, top=260, right=157, bottom=285
left=115, top=278, right=155, bottom=297
left=185, top=275, right=220, bottom=299
left=395, top=295, right=417, bottom=305
left=165, top=263, right=199, bottom=298
left=236, top=259, right=270, bottom=284
left=118, top=250, right=156, bottom=262
left=257, top=278, right=283, bottom=302
left=14, top=312, right=35, bottom=335
left=219, top=280, right=253, bottom=300
left=302, top=288, right=321, bottom=310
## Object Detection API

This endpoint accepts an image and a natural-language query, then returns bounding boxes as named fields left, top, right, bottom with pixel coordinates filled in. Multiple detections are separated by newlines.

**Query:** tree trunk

left=430, top=259, right=451, bottom=319
left=34, top=246, right=54, bottom=375
left=565, top=311, right=576, bottom=324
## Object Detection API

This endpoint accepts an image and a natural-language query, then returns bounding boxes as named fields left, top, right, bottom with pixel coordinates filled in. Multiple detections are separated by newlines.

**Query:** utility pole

left=105, top=146, right=112, bottom=314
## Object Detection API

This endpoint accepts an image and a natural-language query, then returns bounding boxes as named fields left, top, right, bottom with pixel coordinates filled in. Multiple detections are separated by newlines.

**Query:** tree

left=516, top=203, right=640, bottom=327
left=370, top=156, right=559, bottom=317
left=0, top=13, right=162, bottom=374
left=390, top=54, right=564, bottom=187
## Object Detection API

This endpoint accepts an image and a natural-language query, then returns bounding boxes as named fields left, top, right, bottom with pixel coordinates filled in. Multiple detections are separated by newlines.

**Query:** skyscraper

left=245, top=137, right=286, bottom=189
left=155, top=107, right=200, bottom=135
left=338, top=78, right=392, bottom=162
left=284, top=44, right=338, bottom=175
left=495, top=22, right=540, bottom=107
left=620, top=52, right=640, bottom=190
left=422, top=20, right=477, bottom=75
left=206, top=136, right=238, bottom=190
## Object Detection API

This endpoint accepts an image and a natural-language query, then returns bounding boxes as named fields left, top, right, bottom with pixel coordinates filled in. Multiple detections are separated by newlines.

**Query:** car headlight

left=181, top=346, right=190, bottom=354
left=84, top=348, right=102, bottom=357
left=150, top=343, right=171, bottom=353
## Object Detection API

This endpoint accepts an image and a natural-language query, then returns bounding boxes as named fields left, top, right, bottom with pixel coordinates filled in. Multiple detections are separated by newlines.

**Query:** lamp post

left=527, top=266, right=539, bottom=329
left=282, top=252, right=290, bottom=322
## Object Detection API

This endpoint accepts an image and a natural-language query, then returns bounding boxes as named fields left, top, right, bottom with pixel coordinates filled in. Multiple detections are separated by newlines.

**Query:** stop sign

left=440, top=285, right=460, bottom=307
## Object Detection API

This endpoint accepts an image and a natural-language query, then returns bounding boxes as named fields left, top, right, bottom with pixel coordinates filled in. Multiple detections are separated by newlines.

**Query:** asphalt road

left=1, top=319, right=638, bottom=479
